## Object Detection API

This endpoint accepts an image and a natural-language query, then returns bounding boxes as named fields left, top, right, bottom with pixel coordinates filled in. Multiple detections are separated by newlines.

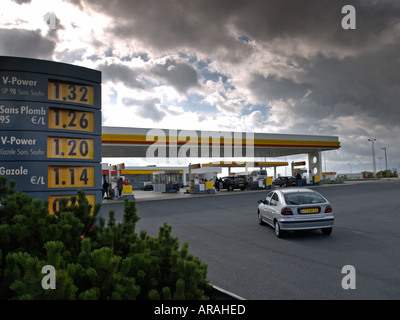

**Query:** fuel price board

left=0, top=56, right=102, bottom=215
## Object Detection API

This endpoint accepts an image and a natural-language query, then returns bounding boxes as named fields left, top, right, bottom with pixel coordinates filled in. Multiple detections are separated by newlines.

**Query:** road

left=102, top=180, right=400, bottom=300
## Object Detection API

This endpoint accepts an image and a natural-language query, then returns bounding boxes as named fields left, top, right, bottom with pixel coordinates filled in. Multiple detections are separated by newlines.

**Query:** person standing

left=117, top=177, right=124, bottom=198
left=102, top=179, right=109, bottom=199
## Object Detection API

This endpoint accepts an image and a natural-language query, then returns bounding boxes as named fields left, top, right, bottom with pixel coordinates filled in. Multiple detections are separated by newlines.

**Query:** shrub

left=0, top=176, right=210, bottom=299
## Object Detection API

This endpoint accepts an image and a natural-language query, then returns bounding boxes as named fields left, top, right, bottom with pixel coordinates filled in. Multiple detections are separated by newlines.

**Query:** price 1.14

left=48, top=166, right=95, bottom=188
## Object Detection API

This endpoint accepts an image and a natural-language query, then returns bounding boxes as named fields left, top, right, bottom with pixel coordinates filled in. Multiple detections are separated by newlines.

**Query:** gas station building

left=101, top=126, right=340, bottom=192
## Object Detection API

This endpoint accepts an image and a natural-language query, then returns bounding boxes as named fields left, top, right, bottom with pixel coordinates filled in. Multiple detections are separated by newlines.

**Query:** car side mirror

left=257, top=199, right=263, bottom=204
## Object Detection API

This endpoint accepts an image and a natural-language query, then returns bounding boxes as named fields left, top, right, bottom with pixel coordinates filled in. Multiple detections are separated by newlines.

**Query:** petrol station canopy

left=102, top=126, right=340, bottom=158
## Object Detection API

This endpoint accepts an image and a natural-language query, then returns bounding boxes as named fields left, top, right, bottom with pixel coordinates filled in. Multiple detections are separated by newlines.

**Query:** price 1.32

left=48, top=80, right=94, bottom=105
left=48, top=166, right=94, bottom=188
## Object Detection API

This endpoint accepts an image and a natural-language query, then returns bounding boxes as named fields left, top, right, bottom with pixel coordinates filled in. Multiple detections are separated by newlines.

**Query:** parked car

left=141, top=182, right=154, bottom=191
left=216, top=177, right=246, bottom=191
left=272, top=176, right=297, bottom=187
left=257, top=188, right=334, bottom=237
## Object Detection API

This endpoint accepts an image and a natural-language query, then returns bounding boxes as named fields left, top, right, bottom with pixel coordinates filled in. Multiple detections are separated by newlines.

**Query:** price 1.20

left=47, top=137, right=94, bottom=159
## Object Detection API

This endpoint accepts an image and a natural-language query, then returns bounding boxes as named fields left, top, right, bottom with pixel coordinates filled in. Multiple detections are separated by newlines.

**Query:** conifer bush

left=0, top=177, right=211, bottom=299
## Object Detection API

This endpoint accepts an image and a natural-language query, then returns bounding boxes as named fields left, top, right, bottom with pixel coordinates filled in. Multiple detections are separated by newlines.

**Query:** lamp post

left=368, top=138, right=376, bottom=177
left=378, top=156, right=382, bottom=178
left=382, top=147, right=388, bottom=177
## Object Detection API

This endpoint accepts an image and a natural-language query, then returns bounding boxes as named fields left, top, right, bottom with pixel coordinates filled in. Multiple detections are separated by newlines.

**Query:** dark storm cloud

left=150, top=58, right=200, bottom=94
left=294, top=44, right=400, bottom=126
left=66, top=0, right=252, bottom=58
left=98, top=58, right=199, bottom=93
left=230, top=0, right=400, bottom=53
left=249, top=74, right=310, bottom=102
left=97, top=62, right=145, bottom=89
left=0, top=28, right=56, bottom=59
left=66, top=0, right=400, bottom=119
left=67, top=0, right=400, bottom=127
left=67, top=0, right=400, bottom=56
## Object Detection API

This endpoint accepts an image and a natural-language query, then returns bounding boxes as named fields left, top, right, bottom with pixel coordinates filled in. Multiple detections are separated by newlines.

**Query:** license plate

left=239, top=184, right=244, bottom=186
left=300, top=208, right=319, bottom=214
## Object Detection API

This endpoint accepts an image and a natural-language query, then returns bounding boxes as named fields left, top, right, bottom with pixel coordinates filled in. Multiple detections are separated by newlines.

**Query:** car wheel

left=274, top=220, right=285, bottom=238
left=321, top=227, right=332, bottom=235
left=258, top=211, right=265, bottom=225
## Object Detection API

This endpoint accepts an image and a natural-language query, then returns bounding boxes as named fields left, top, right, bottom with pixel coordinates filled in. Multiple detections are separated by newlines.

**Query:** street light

left=368, top=138, right=376, bottom=177
left=378, top=156, right=382, bottom=177
left=381, top=147, right=388, bottom=177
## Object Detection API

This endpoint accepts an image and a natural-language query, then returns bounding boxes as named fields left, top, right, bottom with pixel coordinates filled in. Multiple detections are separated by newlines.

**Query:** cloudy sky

left=1, top=0, right=400, bottom=175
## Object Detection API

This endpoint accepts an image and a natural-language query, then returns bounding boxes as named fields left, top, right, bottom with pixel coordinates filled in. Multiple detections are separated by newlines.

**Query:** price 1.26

left=48, top=166, right=95, bottom=188
left=48, top=108, right=95, bottom=132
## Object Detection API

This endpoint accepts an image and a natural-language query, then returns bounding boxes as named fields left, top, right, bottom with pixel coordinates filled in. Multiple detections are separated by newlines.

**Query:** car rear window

left=284, top=192, right=326, bottom=205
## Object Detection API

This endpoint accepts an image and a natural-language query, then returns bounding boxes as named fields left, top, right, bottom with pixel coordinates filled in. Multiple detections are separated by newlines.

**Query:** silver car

left=257, top=188, right=334, bottom=237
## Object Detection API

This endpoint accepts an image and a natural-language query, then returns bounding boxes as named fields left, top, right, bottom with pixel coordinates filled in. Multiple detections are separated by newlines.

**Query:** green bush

left=0, top=177, right=210, bottom=300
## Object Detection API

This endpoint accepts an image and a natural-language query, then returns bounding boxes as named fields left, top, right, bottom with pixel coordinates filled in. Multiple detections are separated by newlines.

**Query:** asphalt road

left=102, top=180, right=400, bottom=300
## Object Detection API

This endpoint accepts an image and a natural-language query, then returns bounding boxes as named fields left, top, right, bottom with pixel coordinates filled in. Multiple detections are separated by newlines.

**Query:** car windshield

left=284, top=192, right=326, bottom=205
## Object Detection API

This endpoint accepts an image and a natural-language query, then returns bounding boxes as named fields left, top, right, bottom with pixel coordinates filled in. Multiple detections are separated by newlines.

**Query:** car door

left=259, top=192, right=274, bottom=222
left=266, top=192, right=280, bottom=222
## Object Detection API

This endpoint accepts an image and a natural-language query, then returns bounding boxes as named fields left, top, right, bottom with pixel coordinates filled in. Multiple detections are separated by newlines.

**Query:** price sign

left=0, top=56, right=102, bottom=216
left=47, top=137, right=94, bottom=159
left=48, top=107, right=95, bottom=132
left=48, top=80, right=94, bottom=105
left=0, top=162, right=99, bottom=192
left=0, top=102, right=100, bottom=133
left=48, top=194, right=96, bottom=215
left=48, top=166, right=95, bottom=188
left=0, top=131, right=100, bottom=162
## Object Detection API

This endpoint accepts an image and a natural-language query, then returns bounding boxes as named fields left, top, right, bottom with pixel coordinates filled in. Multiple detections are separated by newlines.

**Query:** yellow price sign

left=48, top=108, right=95, bottom=132
left=48, top=166, right=95, bottom=188
left=123, top=185, right=132, bottom=194
left=48, top=80, right=94, bottom=105
left=205, top=181, right=213, bottom=189
left=48, top=194, right=96, bottom=215
left=47, top=137, right=94, bottom=159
